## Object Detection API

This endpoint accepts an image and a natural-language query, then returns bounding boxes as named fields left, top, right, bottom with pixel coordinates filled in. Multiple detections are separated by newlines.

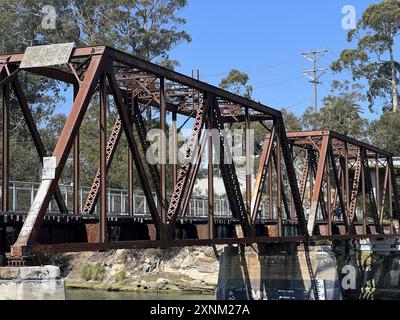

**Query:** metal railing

left=0, top=181, right=273, bottom=218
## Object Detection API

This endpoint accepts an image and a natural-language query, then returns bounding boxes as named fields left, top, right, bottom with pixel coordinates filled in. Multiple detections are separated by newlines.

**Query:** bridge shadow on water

left=216, top=243, right=313, bottom=300
left=216, top=241, right=348, bottom=300
left=333, top=240, right=400, bottom=300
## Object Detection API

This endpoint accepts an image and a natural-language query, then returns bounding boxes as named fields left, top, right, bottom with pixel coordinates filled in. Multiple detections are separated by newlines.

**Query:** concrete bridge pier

left=216, top=243, right=342, bottom=300
left=0, top=266, right=65, bottom=300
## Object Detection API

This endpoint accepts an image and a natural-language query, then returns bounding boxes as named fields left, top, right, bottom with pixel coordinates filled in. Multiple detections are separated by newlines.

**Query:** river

left=66, top=288, right=216, bottom=300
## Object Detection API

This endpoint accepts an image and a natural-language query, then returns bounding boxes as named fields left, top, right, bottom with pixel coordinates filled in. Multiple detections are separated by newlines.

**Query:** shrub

left=80, top=263, right=106, bottom=281
left=114, top=270, right=127, bottom=282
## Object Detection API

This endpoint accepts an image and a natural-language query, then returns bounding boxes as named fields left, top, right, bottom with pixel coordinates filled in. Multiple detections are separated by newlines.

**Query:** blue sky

left=168, top=0, right=383, bottom=121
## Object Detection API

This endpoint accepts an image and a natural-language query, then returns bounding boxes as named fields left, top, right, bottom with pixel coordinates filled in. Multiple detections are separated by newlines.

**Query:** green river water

left=66, top=288, right=216, bottom=300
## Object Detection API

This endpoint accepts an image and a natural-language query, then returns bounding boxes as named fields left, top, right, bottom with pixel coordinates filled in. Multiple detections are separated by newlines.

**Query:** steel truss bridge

left=0, top=44, right=399, bottom=265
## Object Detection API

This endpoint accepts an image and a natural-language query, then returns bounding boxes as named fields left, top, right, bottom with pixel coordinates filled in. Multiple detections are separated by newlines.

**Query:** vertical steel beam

left=268, top=161, right=273, bottom=220
left=376, top=153, right=380, bottom=216
left=160, top=77, right=167, bottom=240
left=207, top=106, right=214, bottom=239
left=172, top=112, right=178, bottom=189
left=245, top=108, right=251, bottom=213
left=344, top=143, right=349, bottom=212
left=276, top=133, right=282, bottom=237
left=361, top=155, right=367, bottom=234
left=326, top=154, right=332, bottom=235
left=99, top=73, right=107, bottom=243
left=12, top=54, right=105, bottom=257
left=128, top=93, right=134, bottom=216
left=128, top=149, right=134, bottom=215
left=73, top=85, right=80, bottom=215
left=388, top=157, right=400, bottom=220
left=389, top=163, right=394, bottom=234
left=2, top=83, right=9, bottom=212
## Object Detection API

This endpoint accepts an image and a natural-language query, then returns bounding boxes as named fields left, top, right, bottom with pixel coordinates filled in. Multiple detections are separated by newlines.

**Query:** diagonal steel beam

left=277, top=118, right=308, bottom=237
left=82, top=116, right=123, bottom=215
left=348, top=149, right=362, bottom=225
left=329, top=144, right=349, bottom=233
left=299, top=150, right=310, bottom=202
left=272, top=149, right=291, bottom=220
left=166, top=94, right=209, bottom=236
left=361, top=148, right=382, bottom=234
left=11, top=54, right=106, bottom=257
left=106, top=70, right=161, bottom=236
left=388, top=157, right=400, bottom=221
left=210, top=96, right=253, bottom=237
left=131, top=98, right=166, bottom=211
left=251, top=127, right=275, bottom=223
left=379, top=163, right=390, bottom=225
left=11, top=79, right=68, bottom=214
left=307, top=135, right=329, bottom=236
left=181, top=133, right=207, bottom=218
left=309, top=149, right=328, bottom=220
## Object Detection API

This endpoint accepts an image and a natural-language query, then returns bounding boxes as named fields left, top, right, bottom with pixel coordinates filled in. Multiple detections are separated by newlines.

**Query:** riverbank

left=65, top=275, right=216, bottom=294
left=65, top=287, right=216, bottom=300
left=36, top=246, right=221, bottom=295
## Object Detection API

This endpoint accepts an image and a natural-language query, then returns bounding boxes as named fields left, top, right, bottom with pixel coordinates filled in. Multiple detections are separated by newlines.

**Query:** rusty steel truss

left=287, top=130, right=400, bottom=237
left=0, top=45, right=398, bottom=262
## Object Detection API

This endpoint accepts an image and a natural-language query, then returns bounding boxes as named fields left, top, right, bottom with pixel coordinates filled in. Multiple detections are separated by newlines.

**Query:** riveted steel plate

left=20, top=43, right=75, bottom=69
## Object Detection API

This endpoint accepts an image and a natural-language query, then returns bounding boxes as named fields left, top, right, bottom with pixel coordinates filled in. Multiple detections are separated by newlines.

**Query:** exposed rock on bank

left=46, top=246, right=221, bottom=294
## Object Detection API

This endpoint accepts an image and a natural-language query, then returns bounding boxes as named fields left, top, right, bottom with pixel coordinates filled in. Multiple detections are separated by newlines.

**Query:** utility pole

left=301, top=50, right=328, bottom=112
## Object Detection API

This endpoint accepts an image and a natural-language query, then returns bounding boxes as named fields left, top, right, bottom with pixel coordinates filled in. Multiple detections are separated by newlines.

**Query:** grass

left=114, top=270, right=127, bottom=282
left=80, top=263, right=106, bottom=281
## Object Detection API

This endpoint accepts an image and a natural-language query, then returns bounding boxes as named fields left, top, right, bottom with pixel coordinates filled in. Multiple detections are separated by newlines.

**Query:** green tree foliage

left=0, top=0, right=191, bottom=187
left=301, top=81, right=369, bottom=140
left=369, top=111, right=400, bottom=156
left=65, top=0, right=191, bottom=64
left=219, top=69, right=253, bottom=99
left=281, top=108, right=302, bottom=132
left=332, top=0, right=400, bottom=112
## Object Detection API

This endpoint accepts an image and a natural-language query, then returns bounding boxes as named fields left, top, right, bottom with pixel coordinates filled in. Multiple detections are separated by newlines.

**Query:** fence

left=0, top=181, right=273, bottom=219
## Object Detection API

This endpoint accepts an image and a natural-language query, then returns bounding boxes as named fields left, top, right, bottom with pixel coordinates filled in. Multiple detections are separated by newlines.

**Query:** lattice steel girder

left=82, top=117, right=123, bottom=215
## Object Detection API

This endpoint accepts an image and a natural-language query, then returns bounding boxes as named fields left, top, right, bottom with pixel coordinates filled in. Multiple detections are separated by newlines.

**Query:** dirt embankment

left=39, top=246, right=222, bottom=294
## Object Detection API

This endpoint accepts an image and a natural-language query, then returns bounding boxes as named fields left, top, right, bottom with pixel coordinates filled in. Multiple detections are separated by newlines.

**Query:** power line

left=301, top=49, right=328, bottom=112
left=200, top=58, right=298, bottom=79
